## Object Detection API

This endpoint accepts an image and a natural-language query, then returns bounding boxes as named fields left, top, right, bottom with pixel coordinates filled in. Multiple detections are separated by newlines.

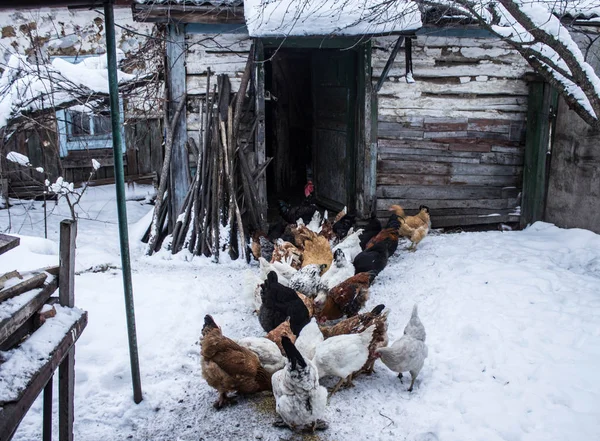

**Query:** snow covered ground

left=1, top=185, right=599, bottom=441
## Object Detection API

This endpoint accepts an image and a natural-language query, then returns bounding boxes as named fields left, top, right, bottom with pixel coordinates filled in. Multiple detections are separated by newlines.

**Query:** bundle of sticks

left=167, top=47, right=268, bottom=261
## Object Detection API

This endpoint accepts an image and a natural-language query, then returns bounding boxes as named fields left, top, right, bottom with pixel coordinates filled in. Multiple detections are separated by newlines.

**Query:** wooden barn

left=131, top=0, right=570, bottom=230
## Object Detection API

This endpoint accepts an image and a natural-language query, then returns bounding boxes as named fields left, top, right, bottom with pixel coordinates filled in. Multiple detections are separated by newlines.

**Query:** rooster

left=200, top=315, right=272, bottom=408
left=278, top=181, right=318, bottom=225
left=365, top=215, right=401, bottom=256
left=353, top=240, right=391, bottom=276
left=358, top=213, right=382, bottom=250
left=272, top=336, right=328, bottom=432
left=389, top=204, right=431, bottom=251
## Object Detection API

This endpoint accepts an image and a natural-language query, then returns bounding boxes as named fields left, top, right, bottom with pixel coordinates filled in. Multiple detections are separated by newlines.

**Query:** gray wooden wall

left=545, top=97, right=600, bottom=233
left=372, top=34, right=532, bottom=228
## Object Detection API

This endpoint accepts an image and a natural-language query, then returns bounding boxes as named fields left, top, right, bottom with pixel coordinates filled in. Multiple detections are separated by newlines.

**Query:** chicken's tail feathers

left=371, top=304, right=386, bottom=316
left=281, top=336, right=307, bottom=371
left=360, top=324, right=376, bottom=345
left=202, top=315, right=220, bottom=335
left=389, top=204, right=405, bottom=217
left=411, top=304, right=419, bottom=319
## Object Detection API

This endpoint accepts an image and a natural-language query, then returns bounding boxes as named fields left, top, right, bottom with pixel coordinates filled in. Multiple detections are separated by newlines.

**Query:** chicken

left=278, top=182, right=318, bottom=225
left=333, top=206, right=347, bottom=224
left=321, top=249, right=355, bottom=290
left=359, top=213, right=382, bottom=250
left=306, top=210, right=322, bottom=232
left=250, top=232, right=274, bottom=262
left=314, top=271, right=375, bottom=322
left=237, top=337, right=286, bottom=374
left=375, top=304, right=428, bottom=392
left=313, top=325, right=375, bottom=394
left=301, top=234, right=333, bottom=273
left=353, top=240, right=391, bottom=276
left=404, top=304, right=426, bottom=342
left=318, top=211, right=336, bottom=242
left=259, top=271, right=310, bottom=336
left=289, top=264, right=327, bottom=298
left=332, top=228, right=363, bottom=263
left=266, top=318, right=297, bottom=353
left=200, top=315, right=272, bottom=408
left=319, top=304, right=389, bottom=374
left=297, top=292, right=315, bottom=317
left=365, top=215, right=401, bottom=256
left=270, top=239, right=302, bottom=270
left=259, top=257, right=297, bottom=287
left=291, top=223, right=317, bottom=249
left=332, top=213, right=356, bottom=240
left=272, top=336, right=328, bottom=432
left=295, top=318, right=324, bottom=361
left=389, top=204, right=431, bottom=251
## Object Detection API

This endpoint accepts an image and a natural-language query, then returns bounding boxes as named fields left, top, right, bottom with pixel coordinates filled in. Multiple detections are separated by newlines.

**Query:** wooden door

left=312, top=50, right=357, bottom=212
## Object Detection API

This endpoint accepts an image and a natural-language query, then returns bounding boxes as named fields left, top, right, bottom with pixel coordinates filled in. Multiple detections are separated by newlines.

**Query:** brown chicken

left=297, top=292, right=315, bottom=317
left=200, top=315, right=272, bottom=409
left=291, top=223, right=316, bottom=249
left=389, top=204, right=431, bottom=251
left=319, top=304, right=390, bottom=375
left=318, top=218, right=336, bottom=241
left=315, top=271, right=375, bottom=322
left=365, top=214, right=401, bottom=254
left=301, top=234, right=333, bottom=273
left=270, top=239, right=303, bottom=269
left=266, top=318, right=297, bottom=354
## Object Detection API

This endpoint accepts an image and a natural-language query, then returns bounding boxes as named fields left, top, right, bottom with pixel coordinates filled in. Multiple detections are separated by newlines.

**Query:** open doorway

left=264, top=46, right=359, bottom=223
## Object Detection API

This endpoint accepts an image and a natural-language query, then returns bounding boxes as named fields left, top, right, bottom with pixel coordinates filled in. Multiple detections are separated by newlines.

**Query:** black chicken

left=359, top=214, right=382, bottom=250
left=353, top=240, right=391, bottom=276
left=259, top=271, right=310, bottom=336
left=332, top=214, right=356, bottom=240
left=277, top=181, right=318, bottom=225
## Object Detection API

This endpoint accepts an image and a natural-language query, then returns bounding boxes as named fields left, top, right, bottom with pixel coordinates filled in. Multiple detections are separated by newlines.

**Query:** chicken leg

left=213, top=391, right=237, bottom=409
left=408, top=370, right=418, bottom=392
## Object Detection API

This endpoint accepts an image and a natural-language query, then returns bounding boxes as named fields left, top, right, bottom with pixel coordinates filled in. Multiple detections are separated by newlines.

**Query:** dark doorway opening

left=264, top=46, right=359, bottom=224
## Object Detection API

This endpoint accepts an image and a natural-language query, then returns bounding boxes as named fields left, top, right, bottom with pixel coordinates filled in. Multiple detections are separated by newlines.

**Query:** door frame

left=257, top=37, right=374, bottom=218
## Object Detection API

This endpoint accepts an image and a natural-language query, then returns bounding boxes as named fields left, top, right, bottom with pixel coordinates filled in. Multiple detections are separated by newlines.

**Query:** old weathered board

left=0, top=234, right=20, bottom=256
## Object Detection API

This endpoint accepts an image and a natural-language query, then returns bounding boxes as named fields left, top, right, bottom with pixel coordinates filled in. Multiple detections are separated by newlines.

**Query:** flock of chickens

left=200, top=188, right=432, bottom=433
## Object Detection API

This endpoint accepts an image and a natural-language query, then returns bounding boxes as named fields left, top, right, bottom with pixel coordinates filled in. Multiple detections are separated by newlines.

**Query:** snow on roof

left=0, top=52, right=136, bottom=130
left=244, top=0, right=422, bottom=37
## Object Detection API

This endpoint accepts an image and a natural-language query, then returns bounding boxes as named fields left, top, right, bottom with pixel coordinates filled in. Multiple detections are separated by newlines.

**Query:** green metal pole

left=103, top=0, right=143, bottom=404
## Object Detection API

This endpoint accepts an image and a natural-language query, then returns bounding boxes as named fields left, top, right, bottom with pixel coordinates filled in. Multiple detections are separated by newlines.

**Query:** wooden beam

left=0, top=273, right=47, bottom=304
left=0, top=278, right=58, bottom=347
left=0, top=234, right=19, bottom=256
left=253, top=38, right=268, bottom=231
left=0, top=312, right=87, bottom=441
left=43, top=376, right=53, bottom=441
left=375, top=36, right=404, bottom=93
left=521, top=82, right=558, bottom=228
left=59, top=220, right=76, bottom=441
left=167, top=24, right=190, bottom=230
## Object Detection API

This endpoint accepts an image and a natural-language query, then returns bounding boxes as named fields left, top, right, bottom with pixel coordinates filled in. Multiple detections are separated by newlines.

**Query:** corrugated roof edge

left=135, top=0, right=243, bottom=5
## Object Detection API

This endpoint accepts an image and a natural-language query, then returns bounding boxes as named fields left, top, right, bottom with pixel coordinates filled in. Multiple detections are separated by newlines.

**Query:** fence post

left=59, top=219, right=76, bottom=441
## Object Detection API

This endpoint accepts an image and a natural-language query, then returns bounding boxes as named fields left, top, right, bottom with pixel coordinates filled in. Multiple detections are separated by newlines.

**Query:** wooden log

left=0, top=313, right=87, bottom=441
left=0, top=277, right=58, bottom=347
left=0, top=234, right=19, bottom=256
left=0, top=270, right=22, bottom=290
left=0, top=273, right=47, bottom=304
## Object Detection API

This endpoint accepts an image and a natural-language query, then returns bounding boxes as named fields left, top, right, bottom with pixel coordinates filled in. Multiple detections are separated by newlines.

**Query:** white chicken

left=237, top=336, right=286, bottom=374
left=313, top=325, right=375, bottom=394
left=289, top=264, right=327, bottom=298
left=259, top=257, right=297, bottom=287
left=272, top=336, right=328, bottom=432
left=375, top=304, right=428, bottom=392
left=320, top=249, right=354, bottom=289
left=306, top=210, right=322, bottom=233
left=332, top=228, right=364, bottom=263
left=295, top=318, right=324, bottom=361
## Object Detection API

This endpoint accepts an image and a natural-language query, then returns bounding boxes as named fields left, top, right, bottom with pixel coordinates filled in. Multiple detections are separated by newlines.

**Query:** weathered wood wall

left=372, top=35, right=531, bottom=228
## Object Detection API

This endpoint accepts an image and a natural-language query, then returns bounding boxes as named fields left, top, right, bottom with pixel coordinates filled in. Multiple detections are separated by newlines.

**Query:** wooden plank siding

left=372, top=35, right=531, bottom=228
